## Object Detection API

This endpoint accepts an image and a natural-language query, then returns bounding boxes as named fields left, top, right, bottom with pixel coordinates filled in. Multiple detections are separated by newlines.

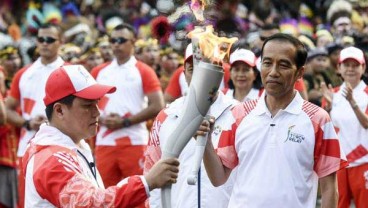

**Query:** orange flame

left=188, top=25, right=238, bottom=65
left=190, top=0, right=207, bottom=22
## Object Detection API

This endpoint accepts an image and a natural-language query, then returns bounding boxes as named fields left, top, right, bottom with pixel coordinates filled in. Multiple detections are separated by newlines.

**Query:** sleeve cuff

left=140, top=176, right=150, bottom=197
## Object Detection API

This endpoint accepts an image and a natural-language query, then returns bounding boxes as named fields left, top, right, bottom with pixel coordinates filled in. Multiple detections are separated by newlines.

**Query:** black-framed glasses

left=37, top=36, right=58, bottom=44
left=109, top=37, right=129, bottom=44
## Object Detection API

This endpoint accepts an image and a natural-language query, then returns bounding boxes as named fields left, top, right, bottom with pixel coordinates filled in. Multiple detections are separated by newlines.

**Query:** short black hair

left=260, top=23, right=280, bottom=31
left=45, top=95, right=76, bottom=121
left=38, top=23, right=63, bottom=39
left=112, top=23, right=137, bottom=38
left=261, top=33, right=307, bottom=70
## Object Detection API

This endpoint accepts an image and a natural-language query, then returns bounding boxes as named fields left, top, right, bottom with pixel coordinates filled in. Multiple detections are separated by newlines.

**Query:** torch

left=160, top=25, right=237, bottom=207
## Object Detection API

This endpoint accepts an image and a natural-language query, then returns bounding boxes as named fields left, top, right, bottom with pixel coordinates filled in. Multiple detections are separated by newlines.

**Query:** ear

left=53, top=103, right=64, bottom=118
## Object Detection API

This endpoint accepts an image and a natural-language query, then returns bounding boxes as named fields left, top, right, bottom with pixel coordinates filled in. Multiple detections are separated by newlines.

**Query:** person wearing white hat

left=20, top=65, right=179, bottom=207
left=224, top=48, right=262, bottom=102
left=322, top=46, right=368, bottom=208
left=145, top=43, right=238, bottom=207
left=164, top=43, right=230, bottom=104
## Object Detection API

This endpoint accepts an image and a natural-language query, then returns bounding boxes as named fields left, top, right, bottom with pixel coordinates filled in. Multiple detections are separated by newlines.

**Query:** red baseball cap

left=44, top=65, right=116, bottom=105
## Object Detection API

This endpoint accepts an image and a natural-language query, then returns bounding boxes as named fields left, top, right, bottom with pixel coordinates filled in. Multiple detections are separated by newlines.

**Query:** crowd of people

left=0, top=0, right=368, bottom=207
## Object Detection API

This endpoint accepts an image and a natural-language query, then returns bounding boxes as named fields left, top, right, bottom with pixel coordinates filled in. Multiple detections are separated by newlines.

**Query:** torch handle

left=187, top=132, right=208, bottom=185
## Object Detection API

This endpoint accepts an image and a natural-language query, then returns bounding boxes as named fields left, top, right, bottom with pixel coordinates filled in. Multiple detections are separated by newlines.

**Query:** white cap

left=339, top=46, right=365, bottom=64
left=184, top=43, right=193, bottom=64
left=230, top=49, right=256, bottom=67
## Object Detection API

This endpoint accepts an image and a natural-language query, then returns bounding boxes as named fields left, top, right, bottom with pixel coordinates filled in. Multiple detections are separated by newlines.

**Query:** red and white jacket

left=21, top=124, right=149, bottom=207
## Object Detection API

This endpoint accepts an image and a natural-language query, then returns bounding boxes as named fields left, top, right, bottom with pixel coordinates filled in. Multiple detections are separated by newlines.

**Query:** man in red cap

left=20, top=65, right=179, bottom=207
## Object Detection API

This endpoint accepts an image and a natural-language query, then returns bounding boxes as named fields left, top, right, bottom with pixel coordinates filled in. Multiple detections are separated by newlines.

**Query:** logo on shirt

left=284, top=125, right=305, bottom=143
left=213, top=125, right=222, bottom=135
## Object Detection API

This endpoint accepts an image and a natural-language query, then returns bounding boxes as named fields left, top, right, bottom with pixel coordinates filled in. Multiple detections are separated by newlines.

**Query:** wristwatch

left=122, top=118, right=131, bottom=128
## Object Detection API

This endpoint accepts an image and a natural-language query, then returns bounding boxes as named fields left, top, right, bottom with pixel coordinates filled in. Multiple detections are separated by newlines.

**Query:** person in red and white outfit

left=322, top=46, right=368, bottom=208
left=91, top=23, right=165, bottom=189
left=203, top=33, right=348, bottom=208
left=5, top=23, right=65, bottom=158
left=164, top=43, right=231, bottom=104
left=144, top=44, right=238, bottom=207
left=21, top=65, right=179, bottom=207
left=4, top=24, right=66, bottom=207
left=223, top=48, right=263, bottom=102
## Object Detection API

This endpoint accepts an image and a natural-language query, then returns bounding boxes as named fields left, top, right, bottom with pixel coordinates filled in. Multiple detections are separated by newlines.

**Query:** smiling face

left=57, top=97, right=100, bottom=141
left=338, top=59, right=365, bottom=87
left=230, top=61, right=257, bottom=91
left=261, top=40, right=303, bottom=98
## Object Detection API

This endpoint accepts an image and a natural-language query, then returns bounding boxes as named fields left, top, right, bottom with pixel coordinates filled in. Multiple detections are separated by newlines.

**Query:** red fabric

left=90, top=62, right=111, bottom=79
left=294, top=78, right=305, bottom=91
left=338, top=163, right=368, bottom=208
left=21, top=144, right=147, bottom=207
left=95, top=139, right=146, bottom=188
left=135, top=61, right=161, bottom=94
left=164, top=66, right=184, bottom=99
left=9, top=64, right=32, bottom=101
left=22, top=98, right=35, bottom=115
left=222, top=63, right=230, bottom=89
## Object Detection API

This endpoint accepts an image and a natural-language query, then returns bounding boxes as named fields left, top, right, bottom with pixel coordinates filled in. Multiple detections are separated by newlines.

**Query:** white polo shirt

left=10, top=57, right=65, bottom=156
left=92, top=56, right=161, bottom=146
left=217, top=92, right=348, bottom=208
left=330, top=81, right=368, bottom=167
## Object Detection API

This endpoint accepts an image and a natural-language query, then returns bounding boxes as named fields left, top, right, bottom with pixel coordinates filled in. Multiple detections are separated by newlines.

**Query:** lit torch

left=160, top=1, right=237, bottom=205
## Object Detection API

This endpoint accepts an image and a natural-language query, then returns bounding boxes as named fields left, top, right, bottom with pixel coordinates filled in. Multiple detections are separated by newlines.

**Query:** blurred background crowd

left=0, top=0, right=368, bottom=92
left=1, top=0, right=368, bottom=207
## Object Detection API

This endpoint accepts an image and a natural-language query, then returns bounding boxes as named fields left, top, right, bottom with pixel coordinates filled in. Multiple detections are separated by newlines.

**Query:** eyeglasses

left=37, top=36, right=58, bottom=44
left=109, top=37, right=129, bottom=44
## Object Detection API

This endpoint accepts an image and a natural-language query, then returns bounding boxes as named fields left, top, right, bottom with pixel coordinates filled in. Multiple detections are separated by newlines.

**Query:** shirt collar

left=34, top=56, right=64, bottom=68
left=339, top=80, right=367, bottom=92
left=31, top=123, right=89, bottom=152
left=253, top=90, right=303, bottom=116
left=111, top=56, right=137, bottom=68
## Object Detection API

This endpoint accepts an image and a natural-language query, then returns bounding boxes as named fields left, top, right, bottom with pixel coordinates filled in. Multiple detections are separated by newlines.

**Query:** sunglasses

left=109, top=37, right=129, bottom=44
left=37, top=36, right=58, bottom=44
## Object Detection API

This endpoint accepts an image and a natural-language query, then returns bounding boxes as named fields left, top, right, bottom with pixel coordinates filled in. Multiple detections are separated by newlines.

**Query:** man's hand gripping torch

left=160, top=61, right=223, bottom=208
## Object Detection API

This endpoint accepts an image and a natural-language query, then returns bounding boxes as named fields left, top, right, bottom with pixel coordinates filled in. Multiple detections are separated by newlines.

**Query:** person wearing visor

left=20, top=65, right=179, bottom=207
left=224, top=48, right=262, bottom=102
left=322, top=46, right=368, bottom=208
